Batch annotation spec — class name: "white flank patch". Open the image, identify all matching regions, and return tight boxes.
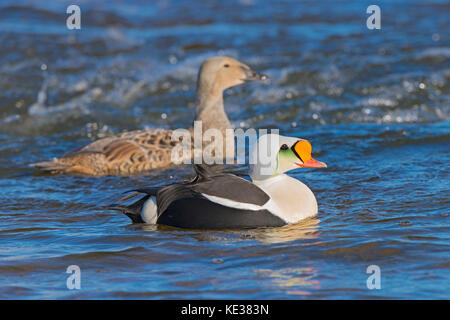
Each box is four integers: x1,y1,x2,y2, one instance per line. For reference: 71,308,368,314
200,193,289,223
201,194,264,211
141,196,158,224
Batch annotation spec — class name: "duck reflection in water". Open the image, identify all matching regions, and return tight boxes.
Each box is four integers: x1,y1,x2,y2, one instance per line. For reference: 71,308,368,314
139,217,320,244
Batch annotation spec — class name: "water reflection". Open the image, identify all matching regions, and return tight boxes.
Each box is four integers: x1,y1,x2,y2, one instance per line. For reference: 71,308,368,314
237,218,320,244
255,266,320,296
141,218,320,244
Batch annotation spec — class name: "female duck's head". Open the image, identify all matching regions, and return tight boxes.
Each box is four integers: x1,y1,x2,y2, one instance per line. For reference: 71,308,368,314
249,134,326,181
196,56,268,97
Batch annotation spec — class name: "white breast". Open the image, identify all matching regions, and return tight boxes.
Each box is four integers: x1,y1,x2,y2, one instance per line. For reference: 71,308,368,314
253,174,318,224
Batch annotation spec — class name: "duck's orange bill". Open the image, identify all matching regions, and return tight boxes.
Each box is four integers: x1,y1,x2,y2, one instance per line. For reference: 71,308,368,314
296,158,327,168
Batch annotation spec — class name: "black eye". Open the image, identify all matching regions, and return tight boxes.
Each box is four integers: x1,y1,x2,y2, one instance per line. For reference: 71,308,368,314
280,144,289,151
224,64,230,68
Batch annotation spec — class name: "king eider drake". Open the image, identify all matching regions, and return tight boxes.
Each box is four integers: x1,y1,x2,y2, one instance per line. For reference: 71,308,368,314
109,134,326,229
31,56,267,176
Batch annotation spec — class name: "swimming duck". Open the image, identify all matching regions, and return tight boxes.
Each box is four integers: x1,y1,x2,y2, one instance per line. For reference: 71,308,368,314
31,56,268,175
109,134,326,229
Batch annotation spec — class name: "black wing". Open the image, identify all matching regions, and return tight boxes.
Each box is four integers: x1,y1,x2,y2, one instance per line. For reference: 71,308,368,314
157,165,270,213
154,165,284,229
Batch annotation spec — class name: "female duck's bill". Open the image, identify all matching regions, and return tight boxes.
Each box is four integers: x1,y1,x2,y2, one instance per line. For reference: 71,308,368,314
109,134,327,229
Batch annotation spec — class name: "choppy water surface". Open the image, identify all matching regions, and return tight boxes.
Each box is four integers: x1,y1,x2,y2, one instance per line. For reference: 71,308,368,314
0,0,449,299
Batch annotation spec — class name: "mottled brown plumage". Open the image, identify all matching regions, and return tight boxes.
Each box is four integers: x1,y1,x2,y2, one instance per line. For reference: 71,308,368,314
31,56,268,175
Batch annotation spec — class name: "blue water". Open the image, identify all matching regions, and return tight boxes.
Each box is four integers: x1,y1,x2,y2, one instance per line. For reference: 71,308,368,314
0,0,449,299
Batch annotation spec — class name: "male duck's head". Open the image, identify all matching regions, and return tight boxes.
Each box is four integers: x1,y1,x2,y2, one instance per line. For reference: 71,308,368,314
250,134,326,181
197,56,268,94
